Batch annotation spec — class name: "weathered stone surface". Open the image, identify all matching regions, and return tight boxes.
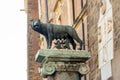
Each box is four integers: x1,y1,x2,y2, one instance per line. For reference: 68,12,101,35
35,49,90,79
54,72,80,80
27,0,41,80
35,49,91,63
112,2,120,79
87,0,101,79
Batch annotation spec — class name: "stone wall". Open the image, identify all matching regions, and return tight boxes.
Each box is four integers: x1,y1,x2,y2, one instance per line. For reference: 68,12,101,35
87,0,101,80
87,0,120,80
27,0,42,80
111,0,120,80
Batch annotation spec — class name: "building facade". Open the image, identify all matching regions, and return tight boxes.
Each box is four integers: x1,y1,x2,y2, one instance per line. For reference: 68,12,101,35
26,0,120,80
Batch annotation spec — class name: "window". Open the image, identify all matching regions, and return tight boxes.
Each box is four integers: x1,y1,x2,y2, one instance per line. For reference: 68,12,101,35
72,0,87,22
72,0,81,20
74,14,88,51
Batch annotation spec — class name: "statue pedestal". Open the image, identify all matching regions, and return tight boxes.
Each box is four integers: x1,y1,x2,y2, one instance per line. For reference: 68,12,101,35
35,49,91,80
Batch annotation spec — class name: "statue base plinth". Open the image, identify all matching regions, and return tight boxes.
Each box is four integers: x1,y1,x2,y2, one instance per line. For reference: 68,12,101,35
35,49,91,80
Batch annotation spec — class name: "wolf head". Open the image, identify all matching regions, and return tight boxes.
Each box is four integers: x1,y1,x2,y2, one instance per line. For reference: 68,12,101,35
30,19,41,31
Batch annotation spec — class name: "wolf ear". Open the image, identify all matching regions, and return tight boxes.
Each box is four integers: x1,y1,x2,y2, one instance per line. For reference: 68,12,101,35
30,19,33,22
38,19,41,22
38,19,42,24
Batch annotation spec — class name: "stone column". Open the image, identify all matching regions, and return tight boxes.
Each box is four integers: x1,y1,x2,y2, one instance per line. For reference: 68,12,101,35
35,49,91,80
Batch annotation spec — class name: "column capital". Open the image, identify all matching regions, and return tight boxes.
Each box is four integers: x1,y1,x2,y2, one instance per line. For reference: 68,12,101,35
35,49,91,77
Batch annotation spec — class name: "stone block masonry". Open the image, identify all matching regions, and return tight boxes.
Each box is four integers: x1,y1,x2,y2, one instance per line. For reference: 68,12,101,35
27,0,42,80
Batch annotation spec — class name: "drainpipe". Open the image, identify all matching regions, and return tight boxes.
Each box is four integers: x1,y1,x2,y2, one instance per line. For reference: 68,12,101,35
45,0,49,23
72,0,75,22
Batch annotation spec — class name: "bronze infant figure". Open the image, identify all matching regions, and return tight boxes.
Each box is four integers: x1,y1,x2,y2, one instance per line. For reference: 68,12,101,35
30,19,83,50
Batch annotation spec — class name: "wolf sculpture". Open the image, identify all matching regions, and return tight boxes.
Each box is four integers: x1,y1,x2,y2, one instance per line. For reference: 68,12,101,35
30,19,83,50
